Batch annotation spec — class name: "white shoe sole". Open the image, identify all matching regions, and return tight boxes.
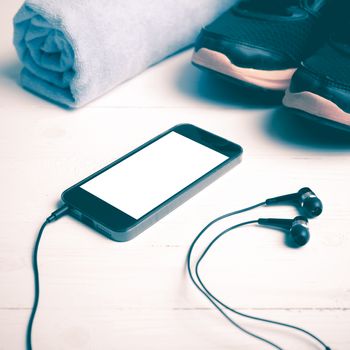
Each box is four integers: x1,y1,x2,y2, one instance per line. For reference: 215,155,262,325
192,48,296,91
283,89,350,127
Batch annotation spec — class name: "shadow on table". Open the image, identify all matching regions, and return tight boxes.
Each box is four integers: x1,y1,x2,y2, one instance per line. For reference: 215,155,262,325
177,62,282,109
0,59,73,110
265,107,350,151
177,62,350,150
0,60,21,82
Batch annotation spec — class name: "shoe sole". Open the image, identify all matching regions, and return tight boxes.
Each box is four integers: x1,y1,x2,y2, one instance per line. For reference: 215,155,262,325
283,89,350,131
192,48,296,91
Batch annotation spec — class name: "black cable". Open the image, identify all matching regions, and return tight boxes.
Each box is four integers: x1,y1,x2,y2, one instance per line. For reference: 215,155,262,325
27,206,69,350
186,202,287,349
195,225,331,350
186,201,265,288
26,220,49,350
188,220,284,350
28,200,331,349
187,201,266,279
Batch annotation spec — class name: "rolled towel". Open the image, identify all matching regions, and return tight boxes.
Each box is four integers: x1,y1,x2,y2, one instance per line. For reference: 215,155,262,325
13,0,235,108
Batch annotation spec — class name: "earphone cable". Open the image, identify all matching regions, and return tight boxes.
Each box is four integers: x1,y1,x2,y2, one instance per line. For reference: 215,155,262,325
187,201,265,285
187,201,265,279
186,202,288,349
26,220,49,350
194,224,331,350
188,220,284,350
27,206,69,350
188,201,266,254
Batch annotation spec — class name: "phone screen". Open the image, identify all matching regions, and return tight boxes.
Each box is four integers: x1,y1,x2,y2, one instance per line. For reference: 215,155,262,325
81,131,228,219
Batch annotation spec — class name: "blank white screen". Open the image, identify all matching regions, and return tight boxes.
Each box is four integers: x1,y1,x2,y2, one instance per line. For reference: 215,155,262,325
81,132,228,219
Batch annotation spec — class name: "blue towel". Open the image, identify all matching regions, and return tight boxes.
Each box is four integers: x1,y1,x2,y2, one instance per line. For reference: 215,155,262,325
13,0,234,108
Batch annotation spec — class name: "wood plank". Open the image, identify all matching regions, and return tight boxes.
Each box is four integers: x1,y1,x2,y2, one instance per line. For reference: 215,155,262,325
1,309,349,350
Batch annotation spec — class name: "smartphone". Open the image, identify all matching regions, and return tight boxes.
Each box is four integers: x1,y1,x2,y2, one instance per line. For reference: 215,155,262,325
61,124,243,242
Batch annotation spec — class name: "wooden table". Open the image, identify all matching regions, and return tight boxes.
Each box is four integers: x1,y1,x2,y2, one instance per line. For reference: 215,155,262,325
1,2,350,349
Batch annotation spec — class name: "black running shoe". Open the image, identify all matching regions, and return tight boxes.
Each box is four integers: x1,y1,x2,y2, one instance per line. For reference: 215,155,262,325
283,30,350,131
192,0,331,92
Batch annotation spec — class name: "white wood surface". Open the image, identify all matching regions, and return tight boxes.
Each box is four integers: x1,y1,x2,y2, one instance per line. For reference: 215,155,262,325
1,2,350,349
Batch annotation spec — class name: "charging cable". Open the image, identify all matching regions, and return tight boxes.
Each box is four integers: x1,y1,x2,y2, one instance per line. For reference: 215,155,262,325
27,206,70,350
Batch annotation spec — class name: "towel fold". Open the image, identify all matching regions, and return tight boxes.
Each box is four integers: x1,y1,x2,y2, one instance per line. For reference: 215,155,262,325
13,0,234,108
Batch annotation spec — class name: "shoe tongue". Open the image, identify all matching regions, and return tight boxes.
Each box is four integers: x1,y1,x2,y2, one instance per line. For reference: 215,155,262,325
239,0,300,16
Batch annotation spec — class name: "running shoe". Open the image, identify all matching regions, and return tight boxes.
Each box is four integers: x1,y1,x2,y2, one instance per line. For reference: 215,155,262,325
283,24,350,131
192,0,331,92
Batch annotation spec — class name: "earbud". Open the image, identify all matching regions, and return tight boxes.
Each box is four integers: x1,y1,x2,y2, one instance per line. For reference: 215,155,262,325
265,187,323,218
258,216,310,247
298,187,323,218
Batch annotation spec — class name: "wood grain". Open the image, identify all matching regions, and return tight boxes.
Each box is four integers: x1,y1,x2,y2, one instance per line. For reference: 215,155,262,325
1,1,350,349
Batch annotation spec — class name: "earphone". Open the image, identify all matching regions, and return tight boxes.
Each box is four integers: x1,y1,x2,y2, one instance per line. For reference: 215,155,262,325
258,216,310,247
27,187,330,350
187,187,332,350
265,187,323,219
